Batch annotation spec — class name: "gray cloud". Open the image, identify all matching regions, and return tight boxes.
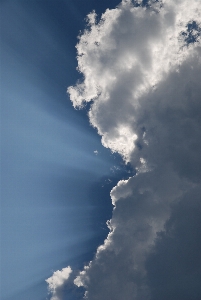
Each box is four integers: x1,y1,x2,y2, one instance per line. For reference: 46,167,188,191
61,0,201,299
146,186,201,300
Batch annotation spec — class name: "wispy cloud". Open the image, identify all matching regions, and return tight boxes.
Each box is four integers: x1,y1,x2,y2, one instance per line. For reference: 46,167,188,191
50,0,201,299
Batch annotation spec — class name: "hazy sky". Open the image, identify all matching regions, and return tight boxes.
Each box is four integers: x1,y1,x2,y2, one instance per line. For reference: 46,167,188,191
1,1,201,300
1,1,123,299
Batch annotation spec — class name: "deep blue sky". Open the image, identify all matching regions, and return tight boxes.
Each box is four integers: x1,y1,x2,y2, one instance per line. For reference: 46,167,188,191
0,1,132,299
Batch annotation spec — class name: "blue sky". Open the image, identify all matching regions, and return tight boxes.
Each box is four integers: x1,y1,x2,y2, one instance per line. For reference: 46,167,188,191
1,1,124,299
1,1,201,300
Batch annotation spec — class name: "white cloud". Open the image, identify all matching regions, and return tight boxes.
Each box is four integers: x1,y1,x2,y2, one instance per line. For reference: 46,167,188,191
66,0,201,299
46,266,72,300
68,0,201,162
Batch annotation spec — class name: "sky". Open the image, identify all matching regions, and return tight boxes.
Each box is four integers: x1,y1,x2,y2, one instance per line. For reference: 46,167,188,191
1,1,201,300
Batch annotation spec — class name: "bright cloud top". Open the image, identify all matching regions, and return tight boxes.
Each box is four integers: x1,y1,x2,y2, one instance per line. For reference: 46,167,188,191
50,0,201,299
68,0,201,162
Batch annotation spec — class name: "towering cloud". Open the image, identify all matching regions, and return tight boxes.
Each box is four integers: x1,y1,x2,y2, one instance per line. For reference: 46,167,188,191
49,0,201,299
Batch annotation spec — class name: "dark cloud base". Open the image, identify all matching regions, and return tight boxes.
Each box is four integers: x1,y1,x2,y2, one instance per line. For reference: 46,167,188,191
146,188,201,300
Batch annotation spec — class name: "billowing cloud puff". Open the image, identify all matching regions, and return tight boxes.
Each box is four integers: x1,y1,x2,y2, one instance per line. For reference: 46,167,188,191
65,0,201,299
68,0,201,162
46,266,72,300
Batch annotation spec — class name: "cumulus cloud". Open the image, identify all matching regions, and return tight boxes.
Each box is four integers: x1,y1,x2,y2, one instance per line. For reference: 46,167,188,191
68,0,201,162
46,266,72,300
64,0,201,299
